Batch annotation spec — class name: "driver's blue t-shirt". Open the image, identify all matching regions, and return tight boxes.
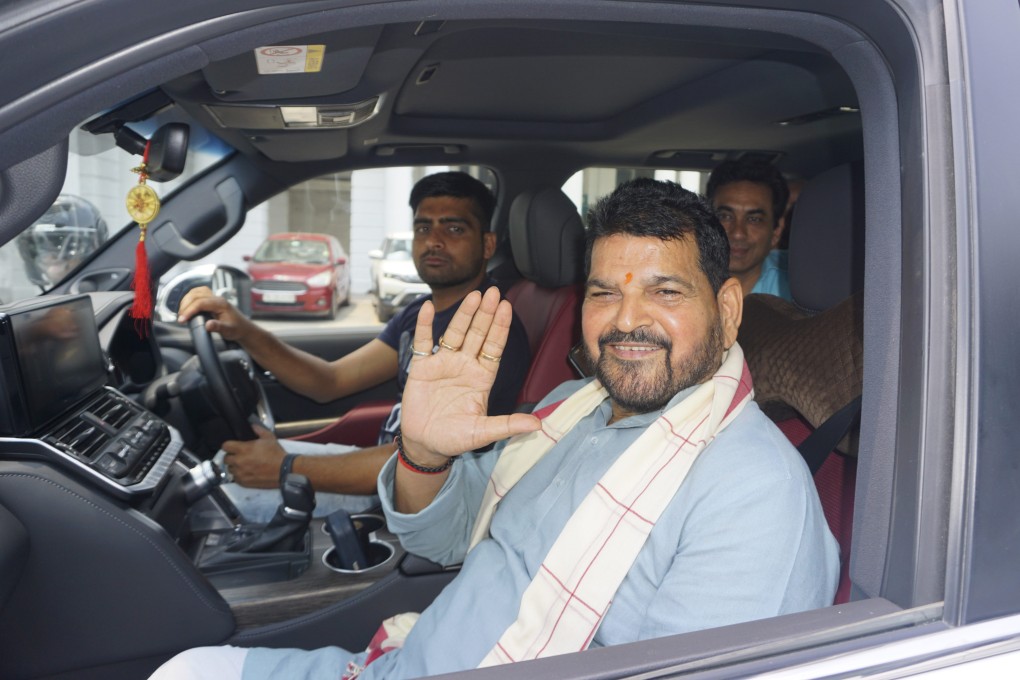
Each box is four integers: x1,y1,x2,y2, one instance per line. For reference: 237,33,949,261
374,281,531,441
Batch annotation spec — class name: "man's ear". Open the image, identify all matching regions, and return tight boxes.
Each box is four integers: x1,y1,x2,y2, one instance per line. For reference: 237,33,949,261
482,231,497,259
770,216,786,249
717,277,743,349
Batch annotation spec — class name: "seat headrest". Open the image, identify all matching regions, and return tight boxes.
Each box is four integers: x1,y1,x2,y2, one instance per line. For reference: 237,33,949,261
738,292,863,454
509,188,585,289
788,161,865,312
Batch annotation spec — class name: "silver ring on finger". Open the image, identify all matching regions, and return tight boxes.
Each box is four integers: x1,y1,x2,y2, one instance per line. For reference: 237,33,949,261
478,351,501,363
411,348,432,357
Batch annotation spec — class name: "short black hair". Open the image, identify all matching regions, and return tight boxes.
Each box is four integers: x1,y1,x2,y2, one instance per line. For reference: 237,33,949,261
584,178,730,293
705,159,790,225
409,171,496,228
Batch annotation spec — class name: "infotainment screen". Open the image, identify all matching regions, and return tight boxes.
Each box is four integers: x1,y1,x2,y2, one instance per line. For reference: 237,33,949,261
0,295,109,436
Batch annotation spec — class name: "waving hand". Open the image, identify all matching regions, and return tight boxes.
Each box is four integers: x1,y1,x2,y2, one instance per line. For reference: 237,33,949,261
398,287,541,467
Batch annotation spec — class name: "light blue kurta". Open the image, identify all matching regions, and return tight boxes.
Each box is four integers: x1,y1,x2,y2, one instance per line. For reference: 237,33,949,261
243,378,839,679
750,249,792,300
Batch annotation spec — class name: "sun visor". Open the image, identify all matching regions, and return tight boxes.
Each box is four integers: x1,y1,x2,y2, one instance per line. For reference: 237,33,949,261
246,130,349,162
201,26,383,101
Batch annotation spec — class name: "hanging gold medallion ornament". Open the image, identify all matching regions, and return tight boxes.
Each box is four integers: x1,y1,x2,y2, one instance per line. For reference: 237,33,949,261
126,142,161,335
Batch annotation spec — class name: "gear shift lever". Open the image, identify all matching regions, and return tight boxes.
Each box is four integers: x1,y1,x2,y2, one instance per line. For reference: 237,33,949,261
227,473,315,553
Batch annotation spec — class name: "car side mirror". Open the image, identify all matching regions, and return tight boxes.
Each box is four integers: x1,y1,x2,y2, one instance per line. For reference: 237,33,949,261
336,257,347,265
242,254,252,262
210,265,252,317
368,249,383,259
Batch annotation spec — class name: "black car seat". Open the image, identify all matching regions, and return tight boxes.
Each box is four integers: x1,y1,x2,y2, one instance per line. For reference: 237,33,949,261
503,188,586,410
737,161,865,605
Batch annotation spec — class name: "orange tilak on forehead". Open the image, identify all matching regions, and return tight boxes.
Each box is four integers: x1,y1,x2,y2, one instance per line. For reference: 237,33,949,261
625,272,633,284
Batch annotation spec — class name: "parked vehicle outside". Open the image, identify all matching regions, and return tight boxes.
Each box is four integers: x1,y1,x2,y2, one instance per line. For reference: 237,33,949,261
368,232,428,321
247,232,350,319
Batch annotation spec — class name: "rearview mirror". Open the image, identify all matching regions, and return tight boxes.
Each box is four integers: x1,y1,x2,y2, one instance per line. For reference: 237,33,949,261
109,121,189,182
145,123,190,182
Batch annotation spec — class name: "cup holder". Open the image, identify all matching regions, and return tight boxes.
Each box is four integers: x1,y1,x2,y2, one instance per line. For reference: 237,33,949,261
321,512,385,537
321,513,393,574
322,540,394,574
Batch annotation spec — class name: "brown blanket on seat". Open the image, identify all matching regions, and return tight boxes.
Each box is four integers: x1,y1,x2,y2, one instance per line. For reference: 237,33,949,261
737,292,863,455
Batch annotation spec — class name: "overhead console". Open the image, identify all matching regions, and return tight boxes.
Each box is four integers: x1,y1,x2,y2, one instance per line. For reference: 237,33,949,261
0,294,181,499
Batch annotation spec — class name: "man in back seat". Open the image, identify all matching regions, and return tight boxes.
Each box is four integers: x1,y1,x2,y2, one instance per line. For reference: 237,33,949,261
177,172,530,522
156,178,837,679
707,159,792,300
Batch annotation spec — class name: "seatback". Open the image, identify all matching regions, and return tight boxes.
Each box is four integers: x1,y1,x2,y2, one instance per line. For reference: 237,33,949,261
737,161,865,605
504,188,586,409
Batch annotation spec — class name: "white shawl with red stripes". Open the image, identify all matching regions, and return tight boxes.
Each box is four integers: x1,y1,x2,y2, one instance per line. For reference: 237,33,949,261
468,343,754,666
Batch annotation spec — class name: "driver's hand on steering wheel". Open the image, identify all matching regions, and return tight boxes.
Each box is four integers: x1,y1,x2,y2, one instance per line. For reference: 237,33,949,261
177,285,253,342
221,424,286,489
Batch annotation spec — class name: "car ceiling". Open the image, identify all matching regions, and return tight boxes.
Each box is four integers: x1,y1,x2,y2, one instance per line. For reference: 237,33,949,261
0,2,864,242
167,19,861,178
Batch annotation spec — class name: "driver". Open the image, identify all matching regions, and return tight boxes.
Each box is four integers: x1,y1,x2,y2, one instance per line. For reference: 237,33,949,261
16,194,109,289
177,172,531,522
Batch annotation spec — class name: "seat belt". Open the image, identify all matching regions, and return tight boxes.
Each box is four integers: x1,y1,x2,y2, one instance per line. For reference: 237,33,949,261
798,395,862,475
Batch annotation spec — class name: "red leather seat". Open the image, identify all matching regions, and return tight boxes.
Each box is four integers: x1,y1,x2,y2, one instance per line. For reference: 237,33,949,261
504,187,586,409
289,400,395,447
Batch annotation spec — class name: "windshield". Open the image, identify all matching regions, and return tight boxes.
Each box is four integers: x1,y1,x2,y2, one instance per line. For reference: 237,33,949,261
253,238,331,264
383,238,412,260
0,123,227,303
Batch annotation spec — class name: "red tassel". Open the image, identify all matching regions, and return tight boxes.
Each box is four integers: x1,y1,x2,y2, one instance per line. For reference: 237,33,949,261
130,227,152,337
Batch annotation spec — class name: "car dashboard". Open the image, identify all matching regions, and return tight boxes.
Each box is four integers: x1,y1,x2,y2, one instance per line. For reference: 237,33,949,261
0,293,180,500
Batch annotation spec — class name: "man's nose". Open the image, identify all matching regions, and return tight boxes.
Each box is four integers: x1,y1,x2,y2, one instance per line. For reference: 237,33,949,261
424,226,445,249
727,217,748,240
613,293,652,332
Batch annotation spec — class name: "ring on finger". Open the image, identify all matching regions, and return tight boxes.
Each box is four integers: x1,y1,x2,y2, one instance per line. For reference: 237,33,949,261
478,351,501,363
438,336,461,352
411,348,432,357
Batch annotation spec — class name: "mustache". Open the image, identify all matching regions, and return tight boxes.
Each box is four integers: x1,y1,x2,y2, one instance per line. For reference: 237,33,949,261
419,248,449,260
597,328,672,352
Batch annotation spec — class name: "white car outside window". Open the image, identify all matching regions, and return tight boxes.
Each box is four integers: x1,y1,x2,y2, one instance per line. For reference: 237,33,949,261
368,232,429,321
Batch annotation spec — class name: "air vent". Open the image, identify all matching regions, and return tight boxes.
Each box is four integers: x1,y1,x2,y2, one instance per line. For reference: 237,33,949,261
88,392,136,430
46,419,112,461
43,391,139,461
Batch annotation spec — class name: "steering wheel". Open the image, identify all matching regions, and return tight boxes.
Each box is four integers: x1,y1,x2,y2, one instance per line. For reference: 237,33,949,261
188,314,274,441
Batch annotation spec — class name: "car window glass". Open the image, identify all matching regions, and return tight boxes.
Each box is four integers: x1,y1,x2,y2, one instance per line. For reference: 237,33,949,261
563,167,707,217
0,125,227,303
162,165,496,331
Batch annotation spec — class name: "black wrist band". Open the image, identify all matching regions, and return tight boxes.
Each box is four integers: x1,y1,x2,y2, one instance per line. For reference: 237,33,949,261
395,433,453,474
279,453,299,486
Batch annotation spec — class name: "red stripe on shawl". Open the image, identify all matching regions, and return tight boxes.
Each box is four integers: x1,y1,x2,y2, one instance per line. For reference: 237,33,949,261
532,399,566,420
722,361,754,420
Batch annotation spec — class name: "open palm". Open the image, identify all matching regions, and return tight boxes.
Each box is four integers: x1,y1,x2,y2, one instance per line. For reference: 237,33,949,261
399,287,540,462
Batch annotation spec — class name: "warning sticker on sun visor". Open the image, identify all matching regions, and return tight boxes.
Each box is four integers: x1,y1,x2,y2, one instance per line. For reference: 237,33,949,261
254,45,325,74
